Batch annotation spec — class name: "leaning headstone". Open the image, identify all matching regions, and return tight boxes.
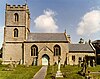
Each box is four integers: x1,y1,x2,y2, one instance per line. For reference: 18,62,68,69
73,61,75,66
79,57,87,76
93,59,95,67
13,61,17,68
4,58,14,71
78,60,81,67
25,62,29,67
19,59,23,65
9,58,14,70
82,57,87,73
88,60,90,67
10,63,14,70
2,58,14,71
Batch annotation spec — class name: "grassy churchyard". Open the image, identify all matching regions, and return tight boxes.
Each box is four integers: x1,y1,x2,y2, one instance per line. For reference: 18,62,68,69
0,65,41,79
45,65,100,79
0,64,100,79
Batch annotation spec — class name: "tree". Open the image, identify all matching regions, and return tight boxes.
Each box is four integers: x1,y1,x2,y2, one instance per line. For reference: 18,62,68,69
0,47,3,58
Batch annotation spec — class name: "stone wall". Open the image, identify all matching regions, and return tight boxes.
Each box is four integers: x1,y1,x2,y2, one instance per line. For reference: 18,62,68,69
6,11,26,26
68,52,95,65
4,27,25,42
24,42,69,65
3,43,22,64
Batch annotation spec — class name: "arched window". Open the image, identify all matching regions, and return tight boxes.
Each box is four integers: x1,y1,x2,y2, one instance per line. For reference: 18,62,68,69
14,13,19,22
31,45,38,56
14,28,18,37
54,45,61,56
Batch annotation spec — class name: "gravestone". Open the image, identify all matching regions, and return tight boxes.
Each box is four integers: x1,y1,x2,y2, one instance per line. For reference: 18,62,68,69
78,57,92,78
79,57,87,76
4,57,14,71
56,56,63,78
78,60,81,67
93,59,95,67
88,60,90,67
9,57,14,69
25,62,29,67
13,61,17,68
82,57,87,73
19,59,23,65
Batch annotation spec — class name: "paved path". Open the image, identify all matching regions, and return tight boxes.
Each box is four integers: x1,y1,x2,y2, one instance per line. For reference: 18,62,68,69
33,66,48,79
90,72,100,74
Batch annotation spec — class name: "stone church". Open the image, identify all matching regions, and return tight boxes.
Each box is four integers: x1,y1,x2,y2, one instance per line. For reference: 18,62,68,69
2,4,96,66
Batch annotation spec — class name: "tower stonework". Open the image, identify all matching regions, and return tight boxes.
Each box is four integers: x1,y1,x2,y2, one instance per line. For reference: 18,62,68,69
3,4,30,64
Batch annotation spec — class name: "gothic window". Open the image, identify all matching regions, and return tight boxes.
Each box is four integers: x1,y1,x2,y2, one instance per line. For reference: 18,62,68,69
72,55,75,62
14,28,18,37
14,13,19,22
54,45,61,56
31,45,38,56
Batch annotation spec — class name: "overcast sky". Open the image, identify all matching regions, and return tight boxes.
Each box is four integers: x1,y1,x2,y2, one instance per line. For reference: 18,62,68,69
0,0,100,48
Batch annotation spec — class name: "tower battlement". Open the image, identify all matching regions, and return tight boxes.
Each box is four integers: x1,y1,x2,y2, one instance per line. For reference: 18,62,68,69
6,4,28,11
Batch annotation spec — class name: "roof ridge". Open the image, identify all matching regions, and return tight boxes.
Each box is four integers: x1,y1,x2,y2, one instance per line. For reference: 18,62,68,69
27,32,68,42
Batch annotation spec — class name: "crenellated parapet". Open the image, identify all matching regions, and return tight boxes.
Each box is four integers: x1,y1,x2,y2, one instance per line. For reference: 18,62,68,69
6,4,28,11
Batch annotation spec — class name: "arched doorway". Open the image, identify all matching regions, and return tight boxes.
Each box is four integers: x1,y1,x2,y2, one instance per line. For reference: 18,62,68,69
42,54,50,65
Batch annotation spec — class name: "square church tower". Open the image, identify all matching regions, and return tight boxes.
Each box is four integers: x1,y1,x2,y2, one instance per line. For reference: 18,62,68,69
3,4,30,64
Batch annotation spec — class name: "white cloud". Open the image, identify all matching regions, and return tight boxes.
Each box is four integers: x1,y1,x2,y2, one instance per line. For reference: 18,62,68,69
34,9,58,32
77,10,100,36
0,26,4,48
0,27,3,33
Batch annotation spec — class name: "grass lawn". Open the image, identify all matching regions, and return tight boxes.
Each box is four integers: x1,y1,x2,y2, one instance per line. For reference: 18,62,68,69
45,65,84,79
88,65,100,79
0,65,41,79
45,65,100,79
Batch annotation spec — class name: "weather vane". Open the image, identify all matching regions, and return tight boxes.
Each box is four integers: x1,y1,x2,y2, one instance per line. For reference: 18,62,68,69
65,29,66,33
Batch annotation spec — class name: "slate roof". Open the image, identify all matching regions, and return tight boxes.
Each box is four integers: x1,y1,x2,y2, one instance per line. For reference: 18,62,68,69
69,44,94,52
27,33,68,42
92,40,100,44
